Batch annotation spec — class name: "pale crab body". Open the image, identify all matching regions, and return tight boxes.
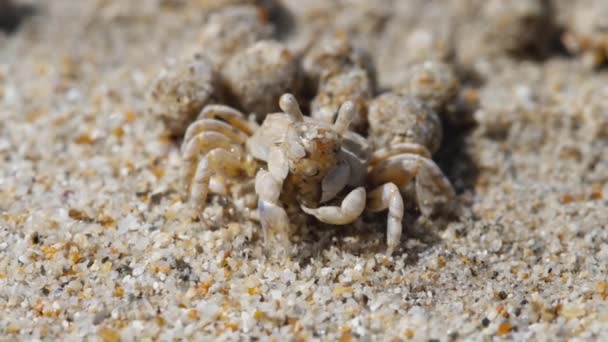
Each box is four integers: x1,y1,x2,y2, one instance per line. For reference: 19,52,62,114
247,96,370,209
247,95,372,245
181,94,456,254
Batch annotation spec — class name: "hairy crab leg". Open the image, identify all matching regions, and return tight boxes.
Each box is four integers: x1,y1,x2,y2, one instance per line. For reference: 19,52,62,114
190,148,243,207
367,183,405,255
301,187,366,225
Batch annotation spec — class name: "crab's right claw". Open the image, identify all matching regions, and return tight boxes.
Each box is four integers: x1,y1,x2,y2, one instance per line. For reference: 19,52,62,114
301,187,366,225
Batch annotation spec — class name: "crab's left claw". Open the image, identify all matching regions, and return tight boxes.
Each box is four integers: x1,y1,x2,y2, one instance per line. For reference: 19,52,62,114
255,169,290,248
320,161,350,203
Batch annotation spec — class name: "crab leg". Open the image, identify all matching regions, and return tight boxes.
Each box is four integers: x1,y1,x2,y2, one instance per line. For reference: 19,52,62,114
367,183,404,255
414,158,458,217
197,104,258,135
369,153,456,217
189,148,243,207
370,142,432,166
255,169,289,246
300,187,366,225
182,131,242,190
182,118,249,152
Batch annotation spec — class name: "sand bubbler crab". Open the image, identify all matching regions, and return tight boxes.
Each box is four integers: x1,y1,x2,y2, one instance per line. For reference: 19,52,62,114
182,93,456,254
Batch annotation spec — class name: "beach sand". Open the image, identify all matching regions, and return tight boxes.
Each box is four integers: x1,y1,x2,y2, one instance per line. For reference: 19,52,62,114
1,1,606,340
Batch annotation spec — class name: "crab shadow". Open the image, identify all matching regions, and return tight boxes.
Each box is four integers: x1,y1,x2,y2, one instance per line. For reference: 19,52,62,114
293,213,444,267
435,117,479,198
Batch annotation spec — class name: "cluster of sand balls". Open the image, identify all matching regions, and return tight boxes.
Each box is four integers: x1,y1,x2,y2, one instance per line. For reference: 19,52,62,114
147,2,461,159
305,33,375,133
148,4,297,134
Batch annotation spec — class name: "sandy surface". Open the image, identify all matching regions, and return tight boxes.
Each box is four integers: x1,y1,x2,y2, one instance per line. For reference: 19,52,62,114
1,1,607,340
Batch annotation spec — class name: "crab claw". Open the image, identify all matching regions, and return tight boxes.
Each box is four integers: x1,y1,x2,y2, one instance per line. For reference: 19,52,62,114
320,160,350,203
301,187,366,225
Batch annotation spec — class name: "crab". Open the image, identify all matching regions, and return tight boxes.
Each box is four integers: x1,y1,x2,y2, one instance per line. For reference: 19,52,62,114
182,94,456,254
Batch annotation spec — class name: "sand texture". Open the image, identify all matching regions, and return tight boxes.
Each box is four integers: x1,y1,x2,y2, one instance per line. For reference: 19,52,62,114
1,1,607,340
